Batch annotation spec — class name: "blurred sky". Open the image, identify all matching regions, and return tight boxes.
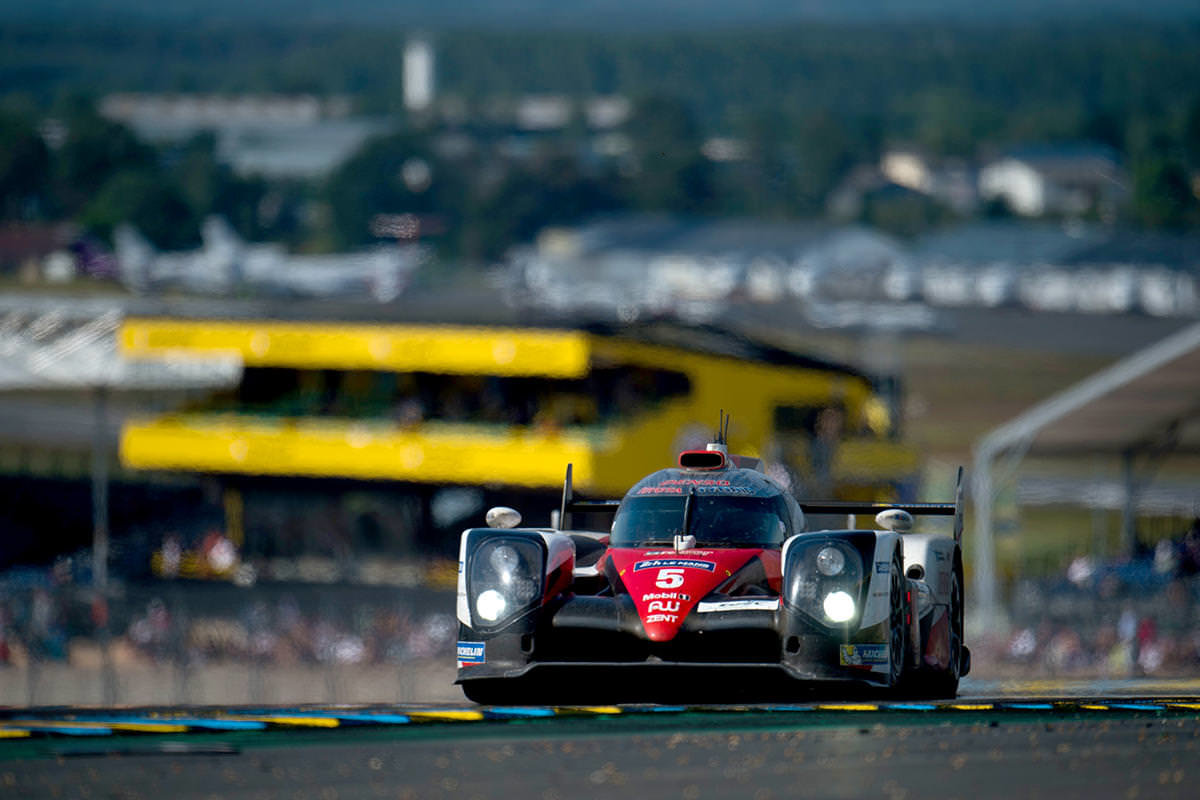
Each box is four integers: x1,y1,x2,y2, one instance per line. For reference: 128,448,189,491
2,0,1198,27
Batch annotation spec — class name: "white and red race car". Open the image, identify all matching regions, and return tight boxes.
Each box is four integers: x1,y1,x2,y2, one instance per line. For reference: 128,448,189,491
455,436,968,704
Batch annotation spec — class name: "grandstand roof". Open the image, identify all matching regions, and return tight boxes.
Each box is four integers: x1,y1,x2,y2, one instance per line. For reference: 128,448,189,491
586,320,869,381
976,320,1200,458
119,316,872,383
971,320,1200,629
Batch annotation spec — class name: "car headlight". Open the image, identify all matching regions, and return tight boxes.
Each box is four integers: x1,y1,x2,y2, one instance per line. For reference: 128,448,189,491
476,589,507,622
816,547,845,576
468,537,544,629
822,590,856,623
490,545,520,582
785,539,865,626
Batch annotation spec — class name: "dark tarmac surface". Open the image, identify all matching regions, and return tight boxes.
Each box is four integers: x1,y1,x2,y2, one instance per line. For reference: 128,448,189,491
4,710,1198,799
5,681,1200,800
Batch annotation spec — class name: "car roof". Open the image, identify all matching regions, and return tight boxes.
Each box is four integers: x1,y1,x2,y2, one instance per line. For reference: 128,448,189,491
623,466,787,502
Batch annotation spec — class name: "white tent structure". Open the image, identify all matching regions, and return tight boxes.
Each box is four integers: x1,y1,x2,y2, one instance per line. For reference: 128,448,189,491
971,321,1200,629
0,307,241,391
0,301,241,591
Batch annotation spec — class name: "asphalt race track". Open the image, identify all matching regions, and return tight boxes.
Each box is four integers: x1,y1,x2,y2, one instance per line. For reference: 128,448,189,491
4,679,1200,799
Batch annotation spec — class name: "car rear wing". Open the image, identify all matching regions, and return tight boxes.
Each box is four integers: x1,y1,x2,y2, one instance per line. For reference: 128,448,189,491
800,467,965,544
557,463,620,531
557,463,965,544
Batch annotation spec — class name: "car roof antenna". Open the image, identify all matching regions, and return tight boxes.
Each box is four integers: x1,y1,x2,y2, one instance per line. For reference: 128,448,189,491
707,411,731,457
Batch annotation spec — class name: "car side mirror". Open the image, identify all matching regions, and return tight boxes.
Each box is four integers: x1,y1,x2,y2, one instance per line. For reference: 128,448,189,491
485,506,522,529
875,508,913,533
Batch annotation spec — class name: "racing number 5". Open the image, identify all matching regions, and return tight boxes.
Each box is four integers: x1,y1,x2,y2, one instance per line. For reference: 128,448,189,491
655,568,685,588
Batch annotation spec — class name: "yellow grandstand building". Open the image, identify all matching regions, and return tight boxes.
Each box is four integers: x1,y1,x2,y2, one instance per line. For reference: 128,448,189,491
120,317,914,494
117,317,917,558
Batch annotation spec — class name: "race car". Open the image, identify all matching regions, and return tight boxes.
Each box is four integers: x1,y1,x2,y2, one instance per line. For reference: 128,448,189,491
455,433,968,704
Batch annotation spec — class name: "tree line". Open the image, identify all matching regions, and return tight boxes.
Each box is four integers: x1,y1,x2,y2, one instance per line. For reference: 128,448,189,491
1,21,1198,259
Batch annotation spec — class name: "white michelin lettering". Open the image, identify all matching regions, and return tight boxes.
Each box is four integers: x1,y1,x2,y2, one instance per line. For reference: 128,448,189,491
456,641,486,665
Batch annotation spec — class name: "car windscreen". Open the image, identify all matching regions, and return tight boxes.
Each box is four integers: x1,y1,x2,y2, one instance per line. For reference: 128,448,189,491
610,494,789,547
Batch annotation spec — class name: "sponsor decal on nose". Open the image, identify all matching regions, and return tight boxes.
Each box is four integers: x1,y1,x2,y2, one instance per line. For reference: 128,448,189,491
456,641,486,666
839,644,888,666
632,559,716,572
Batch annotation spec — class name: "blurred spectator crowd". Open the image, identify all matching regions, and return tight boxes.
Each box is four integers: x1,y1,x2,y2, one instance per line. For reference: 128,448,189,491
0,573,456,670
996,519,1200,678
226,364,690,432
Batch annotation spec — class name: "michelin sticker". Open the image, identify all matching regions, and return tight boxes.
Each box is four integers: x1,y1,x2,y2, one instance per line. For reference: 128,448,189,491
457,641,486,666
839,644,888,666
875,561,890,575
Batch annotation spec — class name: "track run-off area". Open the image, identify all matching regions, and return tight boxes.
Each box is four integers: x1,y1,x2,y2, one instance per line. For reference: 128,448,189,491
4,678,1200,799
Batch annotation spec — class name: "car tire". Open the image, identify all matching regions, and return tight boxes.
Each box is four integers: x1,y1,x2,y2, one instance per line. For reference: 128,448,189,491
935,565,965,697
887,549,908,688
902,563,963,699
